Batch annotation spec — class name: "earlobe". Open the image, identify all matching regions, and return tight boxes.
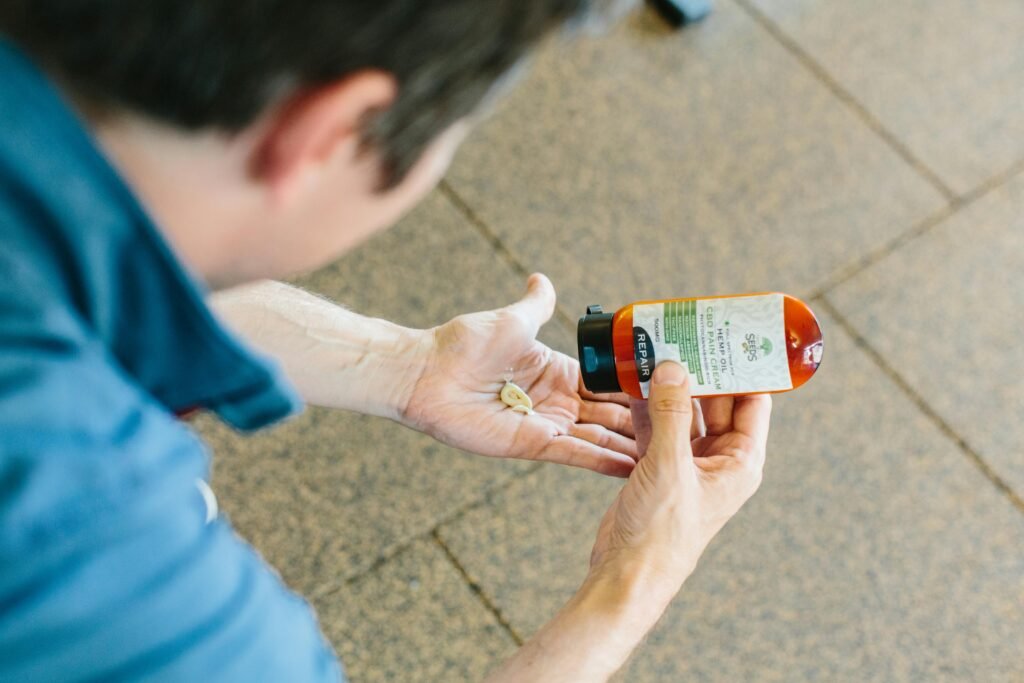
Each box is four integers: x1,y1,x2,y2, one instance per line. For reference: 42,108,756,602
250,71,397,206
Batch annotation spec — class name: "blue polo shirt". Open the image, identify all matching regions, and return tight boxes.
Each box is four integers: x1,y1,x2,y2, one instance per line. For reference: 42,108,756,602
0,40,343,681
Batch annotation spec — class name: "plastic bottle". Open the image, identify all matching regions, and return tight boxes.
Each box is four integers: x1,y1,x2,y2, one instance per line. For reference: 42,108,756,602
577,293,823,400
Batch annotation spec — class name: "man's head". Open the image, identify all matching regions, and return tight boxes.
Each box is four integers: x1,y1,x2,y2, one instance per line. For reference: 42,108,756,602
2,1,625,286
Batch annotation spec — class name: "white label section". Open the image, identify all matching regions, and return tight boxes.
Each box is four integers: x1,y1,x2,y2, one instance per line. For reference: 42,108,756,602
632,294,793,398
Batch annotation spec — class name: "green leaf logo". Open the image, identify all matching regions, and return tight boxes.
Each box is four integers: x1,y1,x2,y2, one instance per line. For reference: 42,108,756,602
744,334,773,361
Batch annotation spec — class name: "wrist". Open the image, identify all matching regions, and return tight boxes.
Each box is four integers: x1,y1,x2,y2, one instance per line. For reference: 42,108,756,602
582,552,684,631
380,324,434,421
211,281,435,419
316,319,432,421
489,555,680,682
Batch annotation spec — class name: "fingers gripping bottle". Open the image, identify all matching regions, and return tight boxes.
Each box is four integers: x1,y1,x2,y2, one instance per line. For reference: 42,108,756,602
578,293,823,400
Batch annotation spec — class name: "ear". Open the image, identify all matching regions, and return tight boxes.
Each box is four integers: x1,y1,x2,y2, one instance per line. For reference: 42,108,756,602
253,71,397,204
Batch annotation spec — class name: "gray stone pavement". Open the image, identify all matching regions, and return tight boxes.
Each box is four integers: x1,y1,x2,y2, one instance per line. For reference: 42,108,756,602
202,1,1024,680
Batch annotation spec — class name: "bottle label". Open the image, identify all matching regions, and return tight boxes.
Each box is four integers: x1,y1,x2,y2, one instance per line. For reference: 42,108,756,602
632,294,793,398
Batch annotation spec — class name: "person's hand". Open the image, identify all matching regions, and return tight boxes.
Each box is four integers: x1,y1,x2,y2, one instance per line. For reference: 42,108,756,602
588,360,771,604
485,363,770,682
402,274,638,477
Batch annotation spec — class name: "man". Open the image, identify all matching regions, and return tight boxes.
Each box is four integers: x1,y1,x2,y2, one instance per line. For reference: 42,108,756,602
0,1,771,680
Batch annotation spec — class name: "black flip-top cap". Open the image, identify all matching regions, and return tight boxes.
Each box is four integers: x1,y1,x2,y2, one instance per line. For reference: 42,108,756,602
577,305,621,394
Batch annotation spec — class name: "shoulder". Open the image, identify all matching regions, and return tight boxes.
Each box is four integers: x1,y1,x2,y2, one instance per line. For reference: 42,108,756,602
0,258,344,683
0,243,206,557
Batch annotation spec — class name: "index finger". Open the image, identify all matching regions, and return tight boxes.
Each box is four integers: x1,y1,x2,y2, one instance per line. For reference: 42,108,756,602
578,386,631,407
731,394,772,447
629,398,652,456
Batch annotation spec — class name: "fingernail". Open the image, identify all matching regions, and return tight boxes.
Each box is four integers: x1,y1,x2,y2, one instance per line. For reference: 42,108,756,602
653,361,687,386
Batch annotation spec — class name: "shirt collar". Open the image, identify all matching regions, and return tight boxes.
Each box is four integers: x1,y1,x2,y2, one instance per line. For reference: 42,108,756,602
0,39,301,431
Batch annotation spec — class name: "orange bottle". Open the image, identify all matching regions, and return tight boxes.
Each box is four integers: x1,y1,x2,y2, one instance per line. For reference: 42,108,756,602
578,293,823,399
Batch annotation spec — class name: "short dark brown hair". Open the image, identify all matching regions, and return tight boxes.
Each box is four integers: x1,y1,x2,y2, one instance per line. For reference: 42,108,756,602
1,1,627,186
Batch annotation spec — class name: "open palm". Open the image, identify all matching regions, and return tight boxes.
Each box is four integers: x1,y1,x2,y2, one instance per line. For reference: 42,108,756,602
402,274,638,477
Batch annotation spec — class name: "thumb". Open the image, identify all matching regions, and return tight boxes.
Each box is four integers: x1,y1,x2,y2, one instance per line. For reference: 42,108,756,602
503,273,556,338
646,361,694,459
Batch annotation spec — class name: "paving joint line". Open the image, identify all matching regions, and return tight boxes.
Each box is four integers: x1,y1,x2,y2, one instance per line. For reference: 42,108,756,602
731,0,957,204
814,297,1024,516
955,155,1024,208
308,462,546,602
808,205,956,300
432,529,526,646
438,180,580,334
439,180,532,280
812,154,1024,299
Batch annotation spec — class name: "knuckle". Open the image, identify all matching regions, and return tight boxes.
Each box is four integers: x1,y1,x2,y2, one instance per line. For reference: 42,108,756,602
652,397,693,415
747,463,764,490
741,456,764,491
505,309,537,337
722,448,763,490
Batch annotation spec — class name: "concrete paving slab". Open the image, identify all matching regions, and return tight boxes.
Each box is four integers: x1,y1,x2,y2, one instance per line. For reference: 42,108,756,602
829,171,1024,497
746,0,1024,196
445,2,944,317
313,537,517,683
199,191,574,595
440,310,1024,681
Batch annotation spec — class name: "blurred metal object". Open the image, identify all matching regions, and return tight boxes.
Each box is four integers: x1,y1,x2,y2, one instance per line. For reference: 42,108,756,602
646,0,712,27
